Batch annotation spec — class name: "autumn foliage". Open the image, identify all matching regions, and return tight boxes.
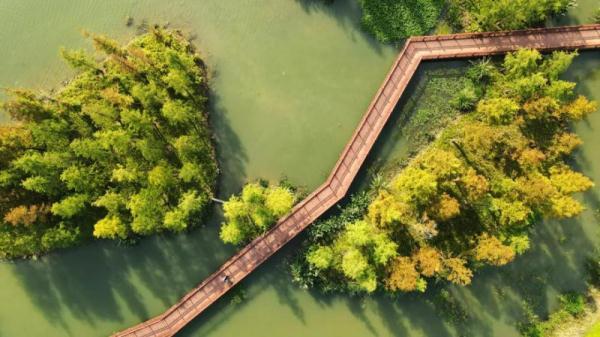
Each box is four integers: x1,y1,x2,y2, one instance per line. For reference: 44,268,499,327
303,49,596,293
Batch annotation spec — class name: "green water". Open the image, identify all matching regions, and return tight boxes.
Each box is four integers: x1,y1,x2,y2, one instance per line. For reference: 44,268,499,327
0,1,598,337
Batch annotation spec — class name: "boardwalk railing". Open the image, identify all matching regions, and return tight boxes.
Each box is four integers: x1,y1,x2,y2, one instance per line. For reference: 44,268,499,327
113,24,600,337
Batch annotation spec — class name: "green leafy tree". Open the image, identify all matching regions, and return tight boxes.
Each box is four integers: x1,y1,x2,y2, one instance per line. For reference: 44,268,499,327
476,98,519,124
51,194,89,218
295,49,596,295
220,182,295,245
0,28,217,258
307,246,334,269
447,0,572,32
93,216,127,239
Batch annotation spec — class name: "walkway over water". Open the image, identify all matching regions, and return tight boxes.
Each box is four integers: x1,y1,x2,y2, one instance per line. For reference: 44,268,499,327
114,24,600,337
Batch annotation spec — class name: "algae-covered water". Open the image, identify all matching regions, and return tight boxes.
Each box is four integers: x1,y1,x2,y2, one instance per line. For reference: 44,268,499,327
0,1,598,336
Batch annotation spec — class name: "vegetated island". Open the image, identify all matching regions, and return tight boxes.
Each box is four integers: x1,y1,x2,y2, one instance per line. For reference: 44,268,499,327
293,49,597,294
0,28,218,259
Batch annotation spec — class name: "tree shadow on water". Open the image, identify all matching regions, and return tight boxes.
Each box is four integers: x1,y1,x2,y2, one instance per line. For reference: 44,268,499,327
455,207,599,336
209,86,248,197
176,277,253,337
6,212,236,336
155,202,596,337
10,51,596,337
293,0,388,55
358,207,597,337
177,236,311,336
9,244,141,335
347,298,381,336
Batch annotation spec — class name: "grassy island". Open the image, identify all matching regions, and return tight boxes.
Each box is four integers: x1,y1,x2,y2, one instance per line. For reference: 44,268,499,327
0,28,217,258
294,49,597,294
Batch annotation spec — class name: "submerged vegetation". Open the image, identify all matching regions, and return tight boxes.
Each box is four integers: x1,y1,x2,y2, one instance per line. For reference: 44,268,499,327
0,28,217,258
220,181,296,245
291,192,372,292
381,65,471,172
358,0,444,43
293,49,597,294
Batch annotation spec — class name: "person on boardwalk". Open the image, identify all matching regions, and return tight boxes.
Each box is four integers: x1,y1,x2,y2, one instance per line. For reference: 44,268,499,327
222,274,231,284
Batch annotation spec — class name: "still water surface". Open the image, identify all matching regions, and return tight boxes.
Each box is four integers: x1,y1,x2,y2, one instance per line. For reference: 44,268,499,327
0,1,598,336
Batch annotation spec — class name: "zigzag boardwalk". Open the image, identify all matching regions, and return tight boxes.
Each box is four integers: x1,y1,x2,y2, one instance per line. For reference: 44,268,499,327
113,24,600,337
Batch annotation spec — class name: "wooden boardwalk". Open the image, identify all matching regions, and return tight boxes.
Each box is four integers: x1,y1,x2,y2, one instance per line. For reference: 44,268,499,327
113,24,600,337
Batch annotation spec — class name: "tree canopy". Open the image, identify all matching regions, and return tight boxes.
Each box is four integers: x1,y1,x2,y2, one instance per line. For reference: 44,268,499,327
300,49,596,293
353,0,571,43
220,182,296,245
447,0,572,32
0,28,217,258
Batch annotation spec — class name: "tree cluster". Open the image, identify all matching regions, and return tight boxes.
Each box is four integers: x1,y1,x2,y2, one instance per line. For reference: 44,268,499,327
354,0,572,43
302,49,596,293
0,28,217,258
446,0,573,32
220,182,296,245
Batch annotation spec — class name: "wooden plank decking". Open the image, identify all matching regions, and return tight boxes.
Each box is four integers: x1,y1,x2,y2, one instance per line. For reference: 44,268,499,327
113,24,600,337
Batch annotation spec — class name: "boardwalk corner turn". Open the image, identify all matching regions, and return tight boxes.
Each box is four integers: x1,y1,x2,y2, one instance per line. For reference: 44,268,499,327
113,24,600,337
